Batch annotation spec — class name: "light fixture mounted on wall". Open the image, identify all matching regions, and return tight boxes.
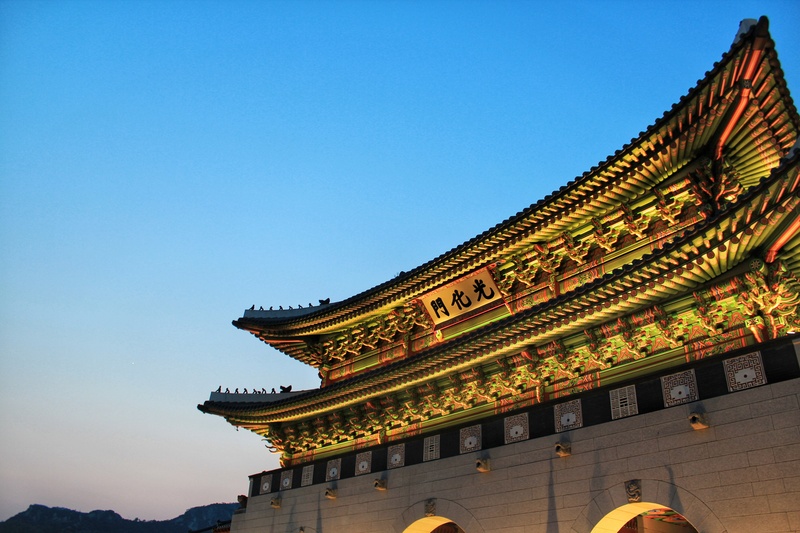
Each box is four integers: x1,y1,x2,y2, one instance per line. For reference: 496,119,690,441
689,412,710,430
476,458,491,472
555,441,571,457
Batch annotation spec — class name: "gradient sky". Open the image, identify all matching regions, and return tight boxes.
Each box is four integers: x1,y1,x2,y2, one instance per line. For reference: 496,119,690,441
1,0,798,523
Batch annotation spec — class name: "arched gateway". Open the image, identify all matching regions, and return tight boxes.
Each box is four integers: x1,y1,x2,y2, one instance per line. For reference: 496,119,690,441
204,17,800,533
402,518,464,533
592,505,697,533
395,499,482,533
572,480,725,533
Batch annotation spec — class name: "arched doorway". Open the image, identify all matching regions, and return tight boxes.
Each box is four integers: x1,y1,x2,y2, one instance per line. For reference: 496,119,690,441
571,480,725,533
403,516,465,533
395,498,483,533
592,503,697,533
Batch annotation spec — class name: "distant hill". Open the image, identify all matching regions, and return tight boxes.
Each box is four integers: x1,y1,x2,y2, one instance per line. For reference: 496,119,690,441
0,502,239,533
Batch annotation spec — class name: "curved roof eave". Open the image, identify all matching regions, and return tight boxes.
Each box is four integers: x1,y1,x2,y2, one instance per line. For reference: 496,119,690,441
234,16,798,340
205,148,800,423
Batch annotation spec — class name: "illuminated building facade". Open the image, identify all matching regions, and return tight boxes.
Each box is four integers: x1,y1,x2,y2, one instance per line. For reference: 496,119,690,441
200,18,800,533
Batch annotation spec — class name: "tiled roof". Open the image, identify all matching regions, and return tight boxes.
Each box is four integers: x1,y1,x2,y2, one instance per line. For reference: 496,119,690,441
202,18,800,423
200,145,800,423
233,17,798,355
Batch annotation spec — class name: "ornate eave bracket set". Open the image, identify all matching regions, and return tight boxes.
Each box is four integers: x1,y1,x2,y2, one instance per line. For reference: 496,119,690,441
250,336,800,496
200,17,800,471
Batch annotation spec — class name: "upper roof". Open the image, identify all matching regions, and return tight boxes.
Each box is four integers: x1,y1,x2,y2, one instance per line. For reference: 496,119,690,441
232,16,799,367
208,149,800,424
199,18,800,453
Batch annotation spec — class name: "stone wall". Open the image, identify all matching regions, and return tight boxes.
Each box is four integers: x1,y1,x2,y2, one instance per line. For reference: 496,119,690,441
231,352,800,533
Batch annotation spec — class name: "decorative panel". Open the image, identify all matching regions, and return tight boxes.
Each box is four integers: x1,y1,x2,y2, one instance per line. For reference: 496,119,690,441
504,413,529,444
723,351,766,391
325,458,341,481
279,470,293,490
610,385,639,420
301,465,314,487
259,473,273,494
459,425,482,454
661,369,698,407
387,443,405,469
554,399,583,432
423,435,440,462
355,451,372,476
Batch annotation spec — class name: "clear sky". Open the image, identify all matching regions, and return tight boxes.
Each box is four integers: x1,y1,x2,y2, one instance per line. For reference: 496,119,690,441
1,0,798,523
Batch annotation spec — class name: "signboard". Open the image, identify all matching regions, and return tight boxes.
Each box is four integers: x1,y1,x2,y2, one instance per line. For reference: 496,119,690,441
419,267,504,326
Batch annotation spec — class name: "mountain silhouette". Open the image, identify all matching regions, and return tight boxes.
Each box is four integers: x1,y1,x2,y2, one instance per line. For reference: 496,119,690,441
0,502,238,533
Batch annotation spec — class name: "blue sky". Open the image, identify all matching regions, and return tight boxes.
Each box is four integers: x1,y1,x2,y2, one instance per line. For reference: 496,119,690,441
1,0,798,522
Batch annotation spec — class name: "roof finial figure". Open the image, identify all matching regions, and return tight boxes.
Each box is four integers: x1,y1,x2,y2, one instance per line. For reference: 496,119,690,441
786,138,800,160
734,18,758,44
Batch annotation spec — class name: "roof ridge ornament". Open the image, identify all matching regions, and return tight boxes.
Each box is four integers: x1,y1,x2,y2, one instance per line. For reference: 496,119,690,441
786,139,800,161
733,18,758,45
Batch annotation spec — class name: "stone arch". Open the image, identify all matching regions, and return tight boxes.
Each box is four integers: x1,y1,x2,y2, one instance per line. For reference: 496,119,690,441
570,479,725,533
591,502,688,533
394,498,485,533
402,517,460,533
